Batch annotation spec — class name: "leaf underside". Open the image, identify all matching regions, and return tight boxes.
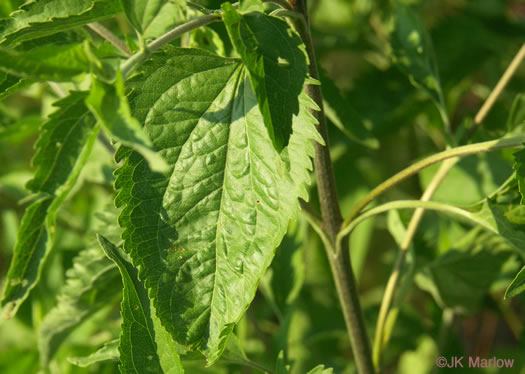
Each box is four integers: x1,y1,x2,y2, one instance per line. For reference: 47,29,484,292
114,47,319,363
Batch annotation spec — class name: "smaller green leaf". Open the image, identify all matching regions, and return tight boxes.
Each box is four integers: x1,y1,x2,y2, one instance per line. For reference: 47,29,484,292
260,219,306,321
1,92,99,320
508,94,525,132
238,0,265,12
320,70,378,149
390,3,447,127
188,27,225,56
120,0,163,35
415,231,511,311
0,196,53,320
222,3,308,150
120,0,193,40
307,365,334,374
473,200,525,257
0,0,122,46
97,235,184,374
505,266,525,299
0,43,89,81
38,247,120,367
86,72,168,172
275,351,290,374
68,340,119,367
513,147,525,204
0,72,31,100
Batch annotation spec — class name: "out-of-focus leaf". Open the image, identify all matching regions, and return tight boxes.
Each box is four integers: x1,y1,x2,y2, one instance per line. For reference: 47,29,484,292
397,336,437,374
513,148,525,204
115,47,320,364
420,153,512,206
415,232,512,311
120,0,164,35
0,116,40,144
505,266,525,299
222,3,308,150
188,27,225,56
320,70,378,148
68,339,119,367
508,94,525,132
0,72,31,101
38,247,120,367
307,364,334,374
120,0,191,40
260,220,305,320
0,0,122,46
97,235,184,374
390,3,447,127
471,200,525,257
93,205,123,246
275,351,290,374
0,43,89,81
0,92,99,320
86,72,169,173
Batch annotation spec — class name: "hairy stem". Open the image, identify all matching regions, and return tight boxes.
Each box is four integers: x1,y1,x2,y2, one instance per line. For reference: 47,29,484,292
293,2,374,373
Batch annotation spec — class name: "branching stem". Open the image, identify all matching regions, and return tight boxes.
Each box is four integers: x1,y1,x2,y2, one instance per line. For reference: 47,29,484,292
370,43,525,370
87,23,132,57
342,135,525,231
293,1,374,373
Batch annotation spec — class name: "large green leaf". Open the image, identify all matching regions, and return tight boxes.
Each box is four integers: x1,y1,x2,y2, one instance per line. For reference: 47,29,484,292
115,47,320,363
0,92,99,319
86,72,169,172
222,4,308,150
390,3,447,127
97,235,184,374
505,266,525,299
0,0,122,46
38,247,120,367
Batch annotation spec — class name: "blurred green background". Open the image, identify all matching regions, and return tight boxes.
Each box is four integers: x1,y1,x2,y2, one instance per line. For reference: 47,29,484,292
1,0,525,373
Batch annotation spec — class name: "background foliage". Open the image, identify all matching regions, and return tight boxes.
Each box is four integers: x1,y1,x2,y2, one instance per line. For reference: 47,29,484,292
1,0,525,373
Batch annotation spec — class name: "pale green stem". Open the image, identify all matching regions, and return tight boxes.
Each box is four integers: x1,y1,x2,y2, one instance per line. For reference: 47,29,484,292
340,199,504,241
120,13,221,78
371,44,525,370
372,158,457,368
87,23,132,57
342,135,525,232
